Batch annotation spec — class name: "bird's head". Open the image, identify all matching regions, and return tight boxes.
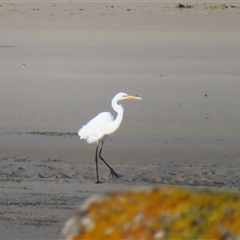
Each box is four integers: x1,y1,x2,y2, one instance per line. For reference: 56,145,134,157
115,92,142,101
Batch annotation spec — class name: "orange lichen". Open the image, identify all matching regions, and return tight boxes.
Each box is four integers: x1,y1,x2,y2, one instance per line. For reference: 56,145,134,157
63,186,240,240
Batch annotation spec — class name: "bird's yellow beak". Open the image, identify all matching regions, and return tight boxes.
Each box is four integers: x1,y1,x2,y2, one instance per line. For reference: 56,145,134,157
126,95,142,100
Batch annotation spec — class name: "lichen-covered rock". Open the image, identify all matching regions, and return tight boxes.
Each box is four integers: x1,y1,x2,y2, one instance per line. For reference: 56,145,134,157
63,186,240,239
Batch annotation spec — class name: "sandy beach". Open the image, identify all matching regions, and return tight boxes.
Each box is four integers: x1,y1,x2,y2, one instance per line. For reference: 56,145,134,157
1,1,240,239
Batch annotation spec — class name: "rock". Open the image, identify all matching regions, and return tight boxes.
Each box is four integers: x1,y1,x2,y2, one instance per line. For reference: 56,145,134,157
63,186,240,239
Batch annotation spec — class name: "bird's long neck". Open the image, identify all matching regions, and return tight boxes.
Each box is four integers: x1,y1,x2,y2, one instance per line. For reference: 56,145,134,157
106,98,124,135
112,98,124,124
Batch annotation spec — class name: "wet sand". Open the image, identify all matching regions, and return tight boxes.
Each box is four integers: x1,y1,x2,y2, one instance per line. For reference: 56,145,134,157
1,2,240,239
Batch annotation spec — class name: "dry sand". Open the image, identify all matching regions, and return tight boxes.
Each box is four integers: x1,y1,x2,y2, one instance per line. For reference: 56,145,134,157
1,1,240,239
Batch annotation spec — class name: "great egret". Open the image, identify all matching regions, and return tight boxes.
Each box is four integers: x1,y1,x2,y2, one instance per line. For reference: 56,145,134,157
78,92,142,183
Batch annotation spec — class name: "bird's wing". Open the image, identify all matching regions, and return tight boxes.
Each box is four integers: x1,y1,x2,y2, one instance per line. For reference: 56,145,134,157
78,112,114,143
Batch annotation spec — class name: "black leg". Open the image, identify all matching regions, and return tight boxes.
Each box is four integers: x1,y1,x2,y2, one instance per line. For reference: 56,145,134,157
99,141,121,180
95,142,102,184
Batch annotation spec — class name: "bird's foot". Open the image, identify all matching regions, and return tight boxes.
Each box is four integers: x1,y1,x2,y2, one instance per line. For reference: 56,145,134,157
109,169,121,180
96,180,103,184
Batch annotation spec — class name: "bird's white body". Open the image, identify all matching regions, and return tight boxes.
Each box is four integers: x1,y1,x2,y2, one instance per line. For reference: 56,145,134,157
78,111,116,143
78,93,126,143
78,92,142,183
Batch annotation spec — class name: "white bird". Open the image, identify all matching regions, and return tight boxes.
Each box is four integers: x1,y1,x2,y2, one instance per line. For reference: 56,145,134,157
78,92,142,183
